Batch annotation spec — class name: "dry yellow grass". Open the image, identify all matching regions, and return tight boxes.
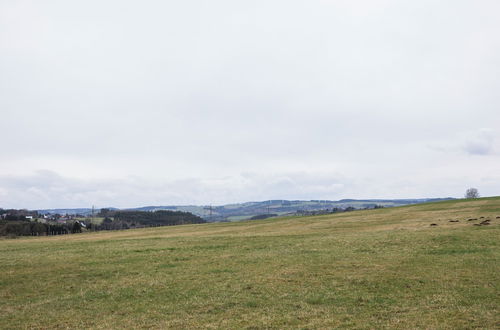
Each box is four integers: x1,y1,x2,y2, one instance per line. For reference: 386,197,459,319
1,197,499,329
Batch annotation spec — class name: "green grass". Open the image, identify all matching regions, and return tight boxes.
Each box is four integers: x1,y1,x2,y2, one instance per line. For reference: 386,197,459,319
75,216,105,225
1,197,499,329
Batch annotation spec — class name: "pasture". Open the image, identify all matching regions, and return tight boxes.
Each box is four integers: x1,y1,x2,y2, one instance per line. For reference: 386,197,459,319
1,197,499,329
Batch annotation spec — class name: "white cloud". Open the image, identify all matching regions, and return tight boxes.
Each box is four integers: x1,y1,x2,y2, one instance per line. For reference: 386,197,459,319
0,170,350,209
1,1,499,207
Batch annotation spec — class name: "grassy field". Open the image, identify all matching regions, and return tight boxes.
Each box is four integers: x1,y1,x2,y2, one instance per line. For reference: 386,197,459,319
1,197,499,329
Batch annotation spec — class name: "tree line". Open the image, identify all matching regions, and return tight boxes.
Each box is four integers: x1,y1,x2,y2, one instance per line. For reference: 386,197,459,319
0,209,205,237
0,221,83,237
113,210,205,226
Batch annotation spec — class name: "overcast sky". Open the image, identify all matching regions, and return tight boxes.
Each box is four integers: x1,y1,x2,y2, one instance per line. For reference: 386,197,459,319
1,0,499,209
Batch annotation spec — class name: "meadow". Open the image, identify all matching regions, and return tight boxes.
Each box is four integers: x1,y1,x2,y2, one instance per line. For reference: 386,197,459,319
1,197,499,329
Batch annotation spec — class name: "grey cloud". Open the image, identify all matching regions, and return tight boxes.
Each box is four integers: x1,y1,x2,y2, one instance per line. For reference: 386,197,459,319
428,128,498,156
463,129,495,156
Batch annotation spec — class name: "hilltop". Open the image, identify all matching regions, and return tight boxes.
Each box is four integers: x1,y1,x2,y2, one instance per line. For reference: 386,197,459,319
1,197,498,328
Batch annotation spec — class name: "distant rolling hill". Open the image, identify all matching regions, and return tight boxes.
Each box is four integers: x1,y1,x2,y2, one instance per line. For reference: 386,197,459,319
37,198,454,221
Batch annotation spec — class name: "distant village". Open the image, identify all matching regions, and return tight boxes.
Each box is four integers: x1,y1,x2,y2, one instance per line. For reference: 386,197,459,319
1,209,85,223
0,208,204,237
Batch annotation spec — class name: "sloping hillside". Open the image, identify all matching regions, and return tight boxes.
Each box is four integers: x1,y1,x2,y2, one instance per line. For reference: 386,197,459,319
1,197,498,329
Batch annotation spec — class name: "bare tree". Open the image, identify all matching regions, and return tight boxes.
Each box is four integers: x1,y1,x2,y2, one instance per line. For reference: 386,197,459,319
465,188,480,199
